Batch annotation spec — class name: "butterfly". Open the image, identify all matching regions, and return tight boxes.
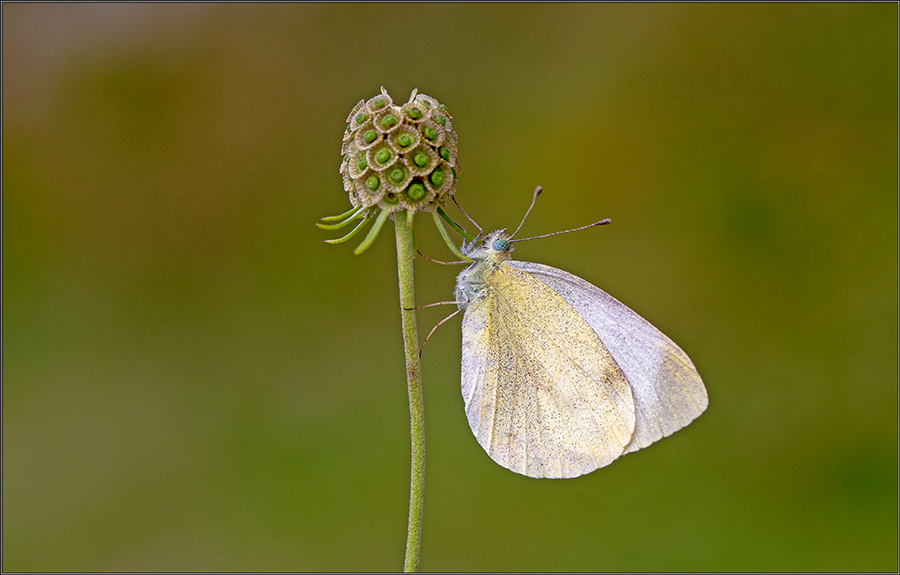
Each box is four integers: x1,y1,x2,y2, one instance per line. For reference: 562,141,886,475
452,192,708,479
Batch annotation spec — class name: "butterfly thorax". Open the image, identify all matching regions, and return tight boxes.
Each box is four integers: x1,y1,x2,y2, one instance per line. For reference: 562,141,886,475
455,230,516,309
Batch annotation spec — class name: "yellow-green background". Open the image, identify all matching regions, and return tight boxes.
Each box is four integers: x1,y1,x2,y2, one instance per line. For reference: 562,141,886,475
3,3,896,572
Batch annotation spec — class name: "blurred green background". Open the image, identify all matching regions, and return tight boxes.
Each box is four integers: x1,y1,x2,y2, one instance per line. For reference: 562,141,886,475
3,3,897,572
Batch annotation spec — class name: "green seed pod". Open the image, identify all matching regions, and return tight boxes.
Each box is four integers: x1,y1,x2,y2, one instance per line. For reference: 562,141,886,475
345,99,365,123
366,87,393,114
347,99,371,131
399,177,437,212
385,159,414,192
350,112,370,132
374,106,404,135
432,112,452,133
388,125,421,153
401,101,428,124
367,141,399,171
356,172,386,204
348,148,369,179
354,121,382,151
437,143,457,167
418,120,445,147
405,144,439,176
424,161,453,196
414,93,437,111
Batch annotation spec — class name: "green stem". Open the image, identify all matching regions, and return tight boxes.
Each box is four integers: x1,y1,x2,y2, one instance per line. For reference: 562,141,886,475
396,210,425,572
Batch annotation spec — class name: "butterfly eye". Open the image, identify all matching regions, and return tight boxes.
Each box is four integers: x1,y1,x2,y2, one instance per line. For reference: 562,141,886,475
492,238,510,252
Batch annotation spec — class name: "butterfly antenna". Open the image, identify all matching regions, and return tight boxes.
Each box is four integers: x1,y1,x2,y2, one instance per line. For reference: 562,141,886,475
452,196,483,235
510,186,543,239
510,218,612,244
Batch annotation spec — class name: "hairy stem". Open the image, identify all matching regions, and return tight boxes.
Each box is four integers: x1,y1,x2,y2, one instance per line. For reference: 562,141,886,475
396,210,425,572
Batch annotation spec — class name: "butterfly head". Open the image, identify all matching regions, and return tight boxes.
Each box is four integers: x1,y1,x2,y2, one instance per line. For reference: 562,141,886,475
456,230,515,308
462,230,515,265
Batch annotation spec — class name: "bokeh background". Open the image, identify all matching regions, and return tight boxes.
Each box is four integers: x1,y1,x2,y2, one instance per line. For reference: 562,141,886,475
3,3,897,572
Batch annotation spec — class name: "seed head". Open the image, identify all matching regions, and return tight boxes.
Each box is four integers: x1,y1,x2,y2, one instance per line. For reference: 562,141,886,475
322,87,464,255
341,87,459,217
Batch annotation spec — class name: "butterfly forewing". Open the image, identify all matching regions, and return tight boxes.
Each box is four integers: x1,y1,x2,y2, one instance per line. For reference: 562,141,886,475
461,263,635,478
510,261,708,455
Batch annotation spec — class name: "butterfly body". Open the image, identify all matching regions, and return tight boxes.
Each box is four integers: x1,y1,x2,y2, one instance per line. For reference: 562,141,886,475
455,230,708,479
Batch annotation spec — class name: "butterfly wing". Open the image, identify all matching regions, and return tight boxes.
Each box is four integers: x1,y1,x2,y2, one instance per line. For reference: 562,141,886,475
510,261,708,455
461,263,635,478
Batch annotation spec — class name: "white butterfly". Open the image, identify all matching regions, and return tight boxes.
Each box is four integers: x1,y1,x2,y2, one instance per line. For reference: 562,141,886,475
453,210,708,479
